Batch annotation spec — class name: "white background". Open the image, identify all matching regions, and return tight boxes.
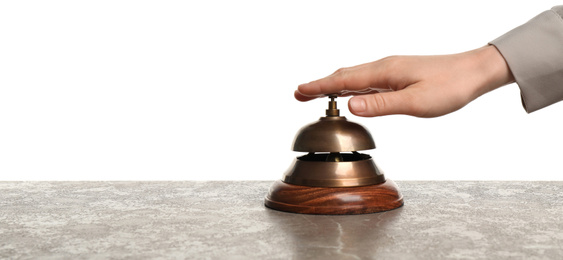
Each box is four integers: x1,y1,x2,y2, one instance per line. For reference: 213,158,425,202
1,1,562,180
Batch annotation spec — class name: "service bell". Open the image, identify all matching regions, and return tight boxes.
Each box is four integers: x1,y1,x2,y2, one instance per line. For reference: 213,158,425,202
265,95,403,215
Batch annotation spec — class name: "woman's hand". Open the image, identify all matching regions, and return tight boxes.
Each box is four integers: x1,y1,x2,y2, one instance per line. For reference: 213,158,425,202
295,45,515,118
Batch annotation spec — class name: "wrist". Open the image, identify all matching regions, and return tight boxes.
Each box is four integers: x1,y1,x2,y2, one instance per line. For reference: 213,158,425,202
470,45,515,96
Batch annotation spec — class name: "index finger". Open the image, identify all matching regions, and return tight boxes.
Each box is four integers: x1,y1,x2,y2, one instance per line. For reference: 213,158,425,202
295,61,390,101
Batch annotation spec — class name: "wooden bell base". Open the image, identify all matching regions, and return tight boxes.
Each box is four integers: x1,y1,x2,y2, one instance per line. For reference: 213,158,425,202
265,179,403,215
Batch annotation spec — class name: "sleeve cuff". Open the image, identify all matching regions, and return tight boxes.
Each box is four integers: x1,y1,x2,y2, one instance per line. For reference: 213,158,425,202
490,6,563,113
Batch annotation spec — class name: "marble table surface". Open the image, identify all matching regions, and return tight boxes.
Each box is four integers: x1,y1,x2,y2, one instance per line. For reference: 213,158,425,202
1,181,563,259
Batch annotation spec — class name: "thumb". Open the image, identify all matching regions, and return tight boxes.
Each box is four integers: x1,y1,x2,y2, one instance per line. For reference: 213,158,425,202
348,90,420,117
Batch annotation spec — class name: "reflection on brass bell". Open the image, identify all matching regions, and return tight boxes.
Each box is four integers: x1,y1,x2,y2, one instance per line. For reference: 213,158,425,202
265,95,403,215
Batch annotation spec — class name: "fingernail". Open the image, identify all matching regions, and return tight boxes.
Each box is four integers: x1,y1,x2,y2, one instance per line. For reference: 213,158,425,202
350,98,366,113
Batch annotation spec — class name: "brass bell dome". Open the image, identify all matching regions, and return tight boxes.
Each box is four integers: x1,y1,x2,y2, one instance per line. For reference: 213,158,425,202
292,116,376,152
292,95,375,152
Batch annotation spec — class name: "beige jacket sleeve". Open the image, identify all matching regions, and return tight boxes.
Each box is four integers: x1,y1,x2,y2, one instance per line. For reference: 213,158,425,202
490,6,563,113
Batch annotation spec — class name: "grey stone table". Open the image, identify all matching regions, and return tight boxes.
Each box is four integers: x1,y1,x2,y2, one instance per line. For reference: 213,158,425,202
1,181,563,259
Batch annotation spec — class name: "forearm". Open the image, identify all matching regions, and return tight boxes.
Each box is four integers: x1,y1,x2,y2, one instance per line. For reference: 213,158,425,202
490,6,563,113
